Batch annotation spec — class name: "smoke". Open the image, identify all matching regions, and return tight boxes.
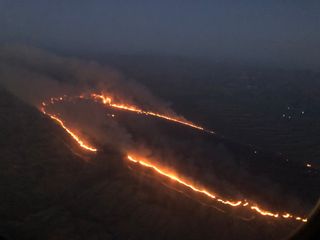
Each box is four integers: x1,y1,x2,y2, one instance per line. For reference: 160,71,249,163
0,44,235,184
0,44,310,219
0,44,178,149
0,44,174,114
0,44,165,158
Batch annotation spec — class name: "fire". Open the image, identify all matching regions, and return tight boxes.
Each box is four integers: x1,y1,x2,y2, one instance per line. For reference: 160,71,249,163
40,107,97,152
39,93,309,223
250,206,279,218
127,155,308,222
43,93,213,134
90,93,212,133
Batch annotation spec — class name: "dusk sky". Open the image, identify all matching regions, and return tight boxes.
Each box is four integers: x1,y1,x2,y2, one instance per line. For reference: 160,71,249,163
1,1,319,69
1,2,320,240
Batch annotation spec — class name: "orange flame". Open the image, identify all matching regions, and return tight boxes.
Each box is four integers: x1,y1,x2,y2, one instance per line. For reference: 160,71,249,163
127,155,307,222
40,94,308,223
41,107,97,152
90,93,212,133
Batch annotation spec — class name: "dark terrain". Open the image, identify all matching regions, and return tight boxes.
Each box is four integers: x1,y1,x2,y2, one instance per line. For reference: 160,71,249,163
93,55,320,167
0,84,309,240
0,56,320,240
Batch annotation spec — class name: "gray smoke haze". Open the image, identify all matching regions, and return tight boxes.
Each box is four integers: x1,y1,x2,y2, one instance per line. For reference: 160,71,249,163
0,44,195,166
0,44,168,152
0,44,309,219
0,44,176,115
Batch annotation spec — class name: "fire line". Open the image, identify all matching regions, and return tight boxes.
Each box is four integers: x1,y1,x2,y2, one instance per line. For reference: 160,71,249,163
127,155,307,223
39,93,308,223
89,93,214,133
40,106,97,152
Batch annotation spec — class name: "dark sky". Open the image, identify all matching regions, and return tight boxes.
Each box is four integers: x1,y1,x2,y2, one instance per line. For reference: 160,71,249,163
1,1,320,69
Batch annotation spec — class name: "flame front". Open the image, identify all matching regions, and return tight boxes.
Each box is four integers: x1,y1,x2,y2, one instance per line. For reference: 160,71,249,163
40,107,97,152
39,93,308,223
127,155,307,222
90,93,211,133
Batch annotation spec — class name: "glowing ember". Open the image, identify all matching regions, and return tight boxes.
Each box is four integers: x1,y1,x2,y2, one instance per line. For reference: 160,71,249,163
127,155,308,222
